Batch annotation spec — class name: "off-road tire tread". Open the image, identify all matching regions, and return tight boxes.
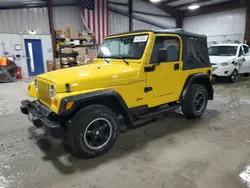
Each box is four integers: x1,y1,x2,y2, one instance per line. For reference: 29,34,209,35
67,104,119,159
181,84,208,119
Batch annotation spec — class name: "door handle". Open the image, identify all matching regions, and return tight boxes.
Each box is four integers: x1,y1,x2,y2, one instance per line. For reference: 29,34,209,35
174,63,179,70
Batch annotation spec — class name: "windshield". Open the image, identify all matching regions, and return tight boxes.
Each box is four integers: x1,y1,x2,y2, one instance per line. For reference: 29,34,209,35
208,46,237,56
97,34,148,59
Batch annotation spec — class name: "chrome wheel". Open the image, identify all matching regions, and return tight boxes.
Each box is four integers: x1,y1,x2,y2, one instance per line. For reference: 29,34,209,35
83,118,112,150
193,92,206,113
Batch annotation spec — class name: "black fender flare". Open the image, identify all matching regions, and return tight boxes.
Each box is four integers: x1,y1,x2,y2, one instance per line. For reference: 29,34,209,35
180,73,214,101
59,89,133,122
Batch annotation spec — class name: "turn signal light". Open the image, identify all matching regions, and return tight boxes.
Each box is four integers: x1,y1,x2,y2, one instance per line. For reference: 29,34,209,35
53,99,58,107
65,101,74,110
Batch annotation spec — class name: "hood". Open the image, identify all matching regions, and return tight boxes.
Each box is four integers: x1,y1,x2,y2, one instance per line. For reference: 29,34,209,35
37,62,138,92
209,56,236,65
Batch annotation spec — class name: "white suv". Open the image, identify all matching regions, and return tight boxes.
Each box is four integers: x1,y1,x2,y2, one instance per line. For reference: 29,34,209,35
209,44,250,82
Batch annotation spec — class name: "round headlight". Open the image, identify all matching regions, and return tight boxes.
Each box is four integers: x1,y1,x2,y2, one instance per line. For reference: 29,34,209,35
49,85,56,99
34,79,38,91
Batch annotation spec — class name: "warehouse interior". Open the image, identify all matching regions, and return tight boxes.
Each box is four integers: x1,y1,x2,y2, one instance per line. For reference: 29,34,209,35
1,0,250,187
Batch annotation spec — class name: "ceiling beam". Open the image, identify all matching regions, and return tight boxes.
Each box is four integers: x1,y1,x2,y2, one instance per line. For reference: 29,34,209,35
165,0,179,4
183,0,246,17
174,0,212,9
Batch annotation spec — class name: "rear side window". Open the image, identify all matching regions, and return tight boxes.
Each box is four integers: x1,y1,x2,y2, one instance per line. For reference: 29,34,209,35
187,37,207,65
150,36,180,63
239,47,244,57
243,45,249,54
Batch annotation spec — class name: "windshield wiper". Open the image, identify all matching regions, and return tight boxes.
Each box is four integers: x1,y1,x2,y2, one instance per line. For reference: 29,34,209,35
114,56,129,65
103,57,110,64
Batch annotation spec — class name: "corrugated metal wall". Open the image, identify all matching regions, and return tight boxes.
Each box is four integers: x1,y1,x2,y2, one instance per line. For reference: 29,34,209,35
53,6,84,30
108,0,176,29
183,8,247,43
0,34,53,77
0,8,50,34
133,19,163,30
109,11,163,35
109,11,129,34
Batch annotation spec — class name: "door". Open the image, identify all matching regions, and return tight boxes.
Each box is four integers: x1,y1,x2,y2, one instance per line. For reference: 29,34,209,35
146,35,182,107
241,45,250,73
238,45,249,74
24,39,44,76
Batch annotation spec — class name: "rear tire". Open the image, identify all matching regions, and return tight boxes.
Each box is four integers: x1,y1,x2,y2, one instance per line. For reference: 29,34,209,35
68,105,119,159
181,84,208,118
229,70,239,83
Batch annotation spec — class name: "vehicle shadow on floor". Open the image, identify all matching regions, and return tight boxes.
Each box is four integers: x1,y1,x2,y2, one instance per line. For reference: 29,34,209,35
27,109,219,175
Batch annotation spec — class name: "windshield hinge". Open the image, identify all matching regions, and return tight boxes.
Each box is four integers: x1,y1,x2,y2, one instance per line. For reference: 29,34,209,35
144,87,153,93
144,66,155,72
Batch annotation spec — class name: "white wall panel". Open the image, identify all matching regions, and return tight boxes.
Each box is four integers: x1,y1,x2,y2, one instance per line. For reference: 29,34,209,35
108,0,176,28
0,34,53,77
53,6,84,30
0,8,49,34
109,11,129,34
183,8,246,43
133,19,162,30
133,13,175,28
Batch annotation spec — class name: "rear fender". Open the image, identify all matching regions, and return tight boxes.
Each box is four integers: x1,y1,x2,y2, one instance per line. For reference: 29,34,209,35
181,73,214,100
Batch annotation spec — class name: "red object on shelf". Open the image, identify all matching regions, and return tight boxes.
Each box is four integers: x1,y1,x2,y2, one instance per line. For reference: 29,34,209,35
17,66,22,79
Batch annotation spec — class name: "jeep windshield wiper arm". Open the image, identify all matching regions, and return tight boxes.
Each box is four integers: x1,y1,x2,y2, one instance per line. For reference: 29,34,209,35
103,57,109,64
114,56,129,65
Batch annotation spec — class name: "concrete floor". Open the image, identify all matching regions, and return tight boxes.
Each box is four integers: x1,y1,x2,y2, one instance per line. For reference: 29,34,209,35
1,78,250,188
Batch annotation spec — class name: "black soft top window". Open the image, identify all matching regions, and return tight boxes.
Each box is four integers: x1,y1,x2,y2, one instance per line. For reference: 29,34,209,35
182,36,210,70
187,37,209,65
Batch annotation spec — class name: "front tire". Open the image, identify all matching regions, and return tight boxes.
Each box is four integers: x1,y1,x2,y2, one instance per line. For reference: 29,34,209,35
181,84,208,118
68,105,119,159
229,70,239,83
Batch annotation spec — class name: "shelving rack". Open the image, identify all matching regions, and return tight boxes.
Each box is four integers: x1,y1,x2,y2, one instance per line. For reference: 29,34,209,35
56,37,97,68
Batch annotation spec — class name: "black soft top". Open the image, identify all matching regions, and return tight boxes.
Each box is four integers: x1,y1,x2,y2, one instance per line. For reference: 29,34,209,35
107,29,207,40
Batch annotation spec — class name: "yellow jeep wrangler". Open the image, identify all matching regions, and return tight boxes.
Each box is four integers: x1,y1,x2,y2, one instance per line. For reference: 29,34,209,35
21,29,213,158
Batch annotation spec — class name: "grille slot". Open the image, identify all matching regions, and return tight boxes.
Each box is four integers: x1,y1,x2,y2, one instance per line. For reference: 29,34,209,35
37,80,51,107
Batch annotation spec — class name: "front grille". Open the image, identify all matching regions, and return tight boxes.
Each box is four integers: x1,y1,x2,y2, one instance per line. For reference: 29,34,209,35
37,79,52,107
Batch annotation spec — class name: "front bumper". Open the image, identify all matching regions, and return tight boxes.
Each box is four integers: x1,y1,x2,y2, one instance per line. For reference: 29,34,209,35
212,64,235,77
20,100,62,138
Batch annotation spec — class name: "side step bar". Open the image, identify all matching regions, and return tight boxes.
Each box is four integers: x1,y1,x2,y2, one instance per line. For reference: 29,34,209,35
134,104,180,120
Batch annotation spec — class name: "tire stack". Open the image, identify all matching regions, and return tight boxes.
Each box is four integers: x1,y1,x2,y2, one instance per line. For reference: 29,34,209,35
0,60,17,83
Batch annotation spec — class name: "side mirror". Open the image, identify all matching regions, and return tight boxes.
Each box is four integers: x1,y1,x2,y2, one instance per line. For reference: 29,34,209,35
157,48,167,63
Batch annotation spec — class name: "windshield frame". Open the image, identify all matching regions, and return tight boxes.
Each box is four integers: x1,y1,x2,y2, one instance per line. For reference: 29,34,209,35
97,33,150,60
208,45,238,56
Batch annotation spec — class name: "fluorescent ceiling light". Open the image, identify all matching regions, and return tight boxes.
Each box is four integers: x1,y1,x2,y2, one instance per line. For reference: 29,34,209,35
150,0,162,3
188,4,200,10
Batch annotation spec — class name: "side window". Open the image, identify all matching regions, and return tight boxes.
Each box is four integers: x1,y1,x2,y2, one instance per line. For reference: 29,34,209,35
243,45,249,55
187,37,207,65
239,47,244,57
150,36,180,63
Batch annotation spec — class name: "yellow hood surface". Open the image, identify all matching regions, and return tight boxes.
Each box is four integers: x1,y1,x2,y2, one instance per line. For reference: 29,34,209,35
37,62,138,92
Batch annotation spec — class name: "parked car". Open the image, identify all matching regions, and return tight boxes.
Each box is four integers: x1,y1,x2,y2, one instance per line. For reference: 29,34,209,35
21,29,213,158
209,43,250,82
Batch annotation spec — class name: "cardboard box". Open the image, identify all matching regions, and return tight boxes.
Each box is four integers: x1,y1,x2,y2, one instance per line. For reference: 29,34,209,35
56,30,62,38
56,27,69,38
47,60,54,72
77,56,85,63
69,27,78,38
63,47,73,54
54,58,61,70
88,49,97,58
78,47,87,56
